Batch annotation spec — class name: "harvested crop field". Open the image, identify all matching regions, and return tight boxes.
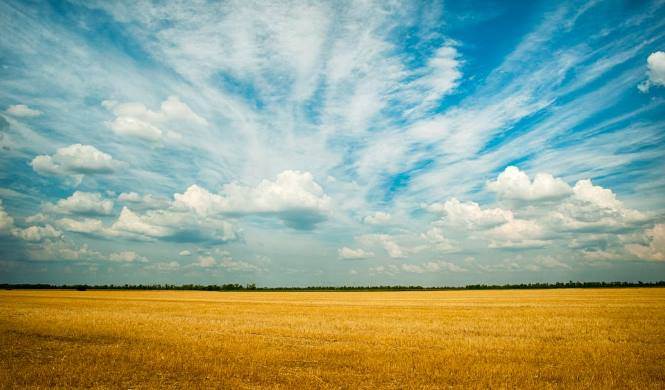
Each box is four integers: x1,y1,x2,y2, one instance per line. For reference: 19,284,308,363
1,288,664,388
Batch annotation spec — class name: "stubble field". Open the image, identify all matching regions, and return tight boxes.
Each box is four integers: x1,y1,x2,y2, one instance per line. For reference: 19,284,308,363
1,288,664,388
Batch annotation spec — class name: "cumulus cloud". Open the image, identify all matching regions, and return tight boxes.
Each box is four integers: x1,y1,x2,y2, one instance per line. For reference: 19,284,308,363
427,198,513,229
218,257,263,272
338,247,374,260
638,51,665,92
117,192,143,202
25,213,48,224
426,167,652,253
487,166,572,202
179,250,192,256
103,96,206,141
13,224,62,242
535,255,571,270
488,219,548,249
5,104,42,117
194,254,263,272
111,206,239,243
111,207,173,239
56,217,110,236
117,192,170,209
369,264,400,276
401,260,467,273
0,200,15,233
196,255,217,267
31,144,122,180
358,234,405,258
108,116,163,141
420,226,458,252
27,240,102,262
144,261,180,271
174,170,331,230
625,224,665,261
57,204,239,244
53,188,242,244
572,179,623,210
44,191,114,216
109,250,147,263
549,179,648,233
362,211,391,225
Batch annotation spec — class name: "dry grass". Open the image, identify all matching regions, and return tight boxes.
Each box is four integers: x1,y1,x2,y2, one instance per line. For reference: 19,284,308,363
1,288,664,389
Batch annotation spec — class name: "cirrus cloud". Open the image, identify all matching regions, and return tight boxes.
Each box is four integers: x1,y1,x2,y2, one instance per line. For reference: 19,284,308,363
5,104,42,117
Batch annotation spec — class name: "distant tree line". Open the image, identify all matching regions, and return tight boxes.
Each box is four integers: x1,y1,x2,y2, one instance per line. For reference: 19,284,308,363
1,281,664,291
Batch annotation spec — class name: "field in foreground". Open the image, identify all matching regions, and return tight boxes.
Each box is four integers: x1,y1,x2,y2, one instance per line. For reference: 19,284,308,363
1,289,664,388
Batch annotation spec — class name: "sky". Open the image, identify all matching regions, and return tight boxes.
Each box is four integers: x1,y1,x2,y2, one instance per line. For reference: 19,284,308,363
0,0,664,286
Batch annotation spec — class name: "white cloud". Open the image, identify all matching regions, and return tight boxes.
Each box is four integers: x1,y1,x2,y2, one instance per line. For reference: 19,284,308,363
638,51,665,92
144,261,180,271
56,193,240,243
489,218,542,240
425,167,652,253
159,96,207,125
369,264,400,276
221,170,331,215
420,226,458,252
117,192,170,209
219,257,263,272
338,247,374,260
549,179,648,232
358,234,405,258
486,166,572,202
109,251,147,263
535,255,571,269
5,104,42,117
44,191,114,216
110,206,239,243
172,185,225,216
111,207,172,239
0,200,15,233
56,217,110,236
424,260,467,273
179,250,192,256
427,198,513,229
25,213,48,224
488,218,548,249
362,211,391,225
31,144,122,179
572,179,623,210
107,116,163,141
27,240,102,262
174,170,331,229
401,263,425,273
401,260,467,273
582,249,623,261
117,192,142,202
104,96,206,141
195,254,262,272
196,255,217,267
625,224,665,261
13,224,62,242
402,45,462,116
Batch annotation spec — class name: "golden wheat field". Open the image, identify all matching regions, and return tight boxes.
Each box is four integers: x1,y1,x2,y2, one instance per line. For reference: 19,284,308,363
1,288,665,389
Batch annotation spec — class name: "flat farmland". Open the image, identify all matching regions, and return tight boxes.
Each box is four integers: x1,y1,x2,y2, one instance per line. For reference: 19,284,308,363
1,289,664,388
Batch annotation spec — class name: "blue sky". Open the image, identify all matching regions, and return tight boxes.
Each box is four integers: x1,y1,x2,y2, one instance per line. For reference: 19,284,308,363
1,0,664,286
